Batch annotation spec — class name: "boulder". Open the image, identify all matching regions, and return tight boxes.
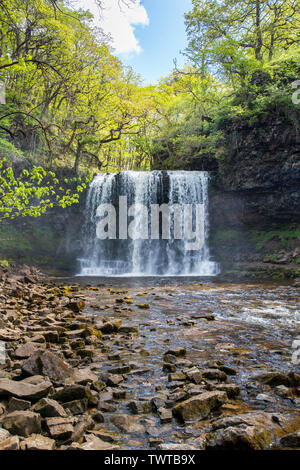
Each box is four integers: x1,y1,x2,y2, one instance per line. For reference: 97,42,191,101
21,434,55,450
52,384,88,403
0,436,20,450
206,425,271,450
22,350,74,384
173,391,227,422
80,434,119,450
8,397,31,411
0,377,52,401
32,398,67,418
280,431,300,448
45,417,74,440
0,410,42,437
14,342,44,359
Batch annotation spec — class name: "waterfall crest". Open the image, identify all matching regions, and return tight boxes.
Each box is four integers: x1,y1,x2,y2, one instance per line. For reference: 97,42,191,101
79,171,219,276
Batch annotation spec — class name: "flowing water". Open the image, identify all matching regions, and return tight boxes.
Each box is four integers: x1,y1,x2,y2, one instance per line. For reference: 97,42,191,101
78,171,219,276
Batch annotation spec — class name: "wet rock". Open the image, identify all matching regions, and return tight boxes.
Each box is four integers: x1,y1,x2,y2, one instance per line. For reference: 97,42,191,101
64,399,88,415
256,393,277,403
14,342,45,359
168,372,186,382
92,411,105,423
21,434,56,450
0,436,20,450
0,377,52,401
206,425,271,450
80,434,119,450
275,385,290,398
105,374,124,387
71,415,93,442
0,410,42,437
32,398,67,417
157,443,200,450
163,363,176,372
71,368,99,386
215,384,241,398
46,417,74,440
202,369,227,382
108,365,132,374
8,397,31,411
185,367,202,384
218,365,237,376
52,384,88,403
110,414,144,433
22,350,73,384
280,431,300,448
99,319,122,334
164,347,186,358
173,391,227,422
158,407,172,424
66,300,85,313
127,401,151,415
255,371,300,387
0,428,11,442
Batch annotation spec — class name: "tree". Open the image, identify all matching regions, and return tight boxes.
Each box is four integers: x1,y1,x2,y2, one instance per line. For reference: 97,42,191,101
185,0,300,81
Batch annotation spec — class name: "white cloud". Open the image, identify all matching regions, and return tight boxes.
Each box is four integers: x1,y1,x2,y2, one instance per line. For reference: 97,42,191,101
76,0,149,55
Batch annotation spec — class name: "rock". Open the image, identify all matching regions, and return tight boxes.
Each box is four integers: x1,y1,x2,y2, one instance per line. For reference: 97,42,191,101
275,385,290,398
21,434,55,450
14,342,44,359
127,401,151,415
202,369,227,382
0,377,52,400
157,443,200,450
43,331,60,343
280,431,300,448
185,367,202,384
254,371,300,387
46,417,74,440
52,384,88,403
71,415,93,442
168,372,186,382
110,414,144,433
173,391,227,422
63,399,87,415
256,393,277,403
8,397,31,411
22,350,74,384
164,347,186,358
105,374,123,387
67,300,85,313
206,425,272,450
0,428,11,442
99,319,122,334
158,407,172,424
32,398,67,417
70,368,99,386
0,410,42,437
92,411,105,423
80,434,118,450
0,436,20,450
215,384,241,398
108,365,132,374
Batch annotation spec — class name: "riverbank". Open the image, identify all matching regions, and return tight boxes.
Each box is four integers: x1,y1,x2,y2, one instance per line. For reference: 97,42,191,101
0,267,299,450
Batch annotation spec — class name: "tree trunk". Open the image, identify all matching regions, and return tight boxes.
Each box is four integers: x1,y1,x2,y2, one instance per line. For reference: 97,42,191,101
74,141,82,174
255,0,263,61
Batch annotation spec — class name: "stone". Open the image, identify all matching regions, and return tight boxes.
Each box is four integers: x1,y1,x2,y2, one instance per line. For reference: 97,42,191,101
80,434,119,450
280,431,300,448
63,399,87,415
43,331,60,343
21,434,55,450
92,411,105,423
173,391,227,422
0,377,52,400
0,410,42,437
206,425,271,450
14,342,44,359
0,428,11,442
168,372,186,382
46,417,74,440
108,365,132,374
275,385,290,398
70,368,99,386
110,414,144,433
67,300,85,313
0,436,20,450
254,371,300,387
52,384,88,403
215,384,241,398
106,374,124,387
185,367,202,384
8,397,31,411
71,415,93,443
256,393,277,403
32,398,67,417
202,369,227,382
22,350,74,384
99,319,122,334
158,407,172,424
157,443,200,450
164,347,186,358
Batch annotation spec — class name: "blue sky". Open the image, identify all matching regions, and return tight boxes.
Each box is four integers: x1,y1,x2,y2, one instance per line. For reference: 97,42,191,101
77,0,192,84
120,0,193,84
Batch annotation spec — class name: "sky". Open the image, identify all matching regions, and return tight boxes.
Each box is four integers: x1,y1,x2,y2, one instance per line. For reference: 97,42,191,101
75,0,192,84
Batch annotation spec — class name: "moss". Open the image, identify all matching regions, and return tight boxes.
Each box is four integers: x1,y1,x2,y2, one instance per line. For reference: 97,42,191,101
252,224,300,251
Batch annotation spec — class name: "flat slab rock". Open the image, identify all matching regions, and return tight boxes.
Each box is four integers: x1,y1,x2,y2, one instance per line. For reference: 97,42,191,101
0,376,52,400
0,410,42,437
22,350,74,384
21,434,56,450
173,391,227,422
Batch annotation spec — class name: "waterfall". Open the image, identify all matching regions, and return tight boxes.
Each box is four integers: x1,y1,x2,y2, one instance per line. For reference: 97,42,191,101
78,171,219,276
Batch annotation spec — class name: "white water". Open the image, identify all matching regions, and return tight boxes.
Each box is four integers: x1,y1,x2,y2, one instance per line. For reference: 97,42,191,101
78,171,219,277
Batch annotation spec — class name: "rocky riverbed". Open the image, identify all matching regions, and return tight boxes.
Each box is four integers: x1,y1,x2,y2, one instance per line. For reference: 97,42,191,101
0,267,299,450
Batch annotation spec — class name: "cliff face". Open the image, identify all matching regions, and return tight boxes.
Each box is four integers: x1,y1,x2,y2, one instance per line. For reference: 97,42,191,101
207,116,300,279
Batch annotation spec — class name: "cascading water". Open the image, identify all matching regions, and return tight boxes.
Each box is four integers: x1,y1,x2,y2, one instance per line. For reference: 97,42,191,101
78,171,219,276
